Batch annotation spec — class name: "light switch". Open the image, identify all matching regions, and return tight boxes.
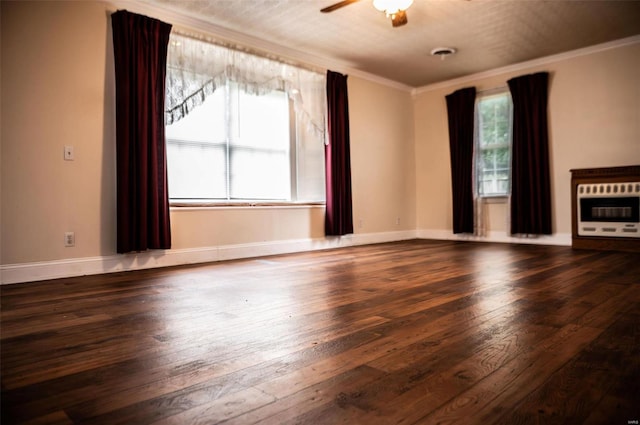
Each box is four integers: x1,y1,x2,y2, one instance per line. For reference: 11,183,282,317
64,145,74,161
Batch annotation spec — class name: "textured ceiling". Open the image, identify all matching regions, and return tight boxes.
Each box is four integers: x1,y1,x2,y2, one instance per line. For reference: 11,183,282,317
145,0,640,88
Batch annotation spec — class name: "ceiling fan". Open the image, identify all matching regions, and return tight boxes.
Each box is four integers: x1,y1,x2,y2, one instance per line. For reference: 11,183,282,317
321,0,415,28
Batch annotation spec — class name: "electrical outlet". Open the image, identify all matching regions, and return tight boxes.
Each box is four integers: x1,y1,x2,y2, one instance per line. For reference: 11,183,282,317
64,232,75,247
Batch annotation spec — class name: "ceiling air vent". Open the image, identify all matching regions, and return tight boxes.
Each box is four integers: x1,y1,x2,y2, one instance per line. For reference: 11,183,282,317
430,47,457,60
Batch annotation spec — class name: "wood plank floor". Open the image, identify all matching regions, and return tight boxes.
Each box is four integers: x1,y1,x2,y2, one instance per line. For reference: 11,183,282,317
1,240,639,424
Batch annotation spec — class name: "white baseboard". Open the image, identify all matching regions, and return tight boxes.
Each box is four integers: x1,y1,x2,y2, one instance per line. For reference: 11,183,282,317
0,230,417,285
417,229,572,247
0,229,573,285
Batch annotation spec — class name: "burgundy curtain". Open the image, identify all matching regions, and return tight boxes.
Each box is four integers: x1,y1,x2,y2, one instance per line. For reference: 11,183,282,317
111,10,172,253
508,72,552,235
325,71,354,236
446,87,476,234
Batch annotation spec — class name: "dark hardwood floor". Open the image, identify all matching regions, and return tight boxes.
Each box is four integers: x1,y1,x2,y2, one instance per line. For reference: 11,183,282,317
1,239,639,424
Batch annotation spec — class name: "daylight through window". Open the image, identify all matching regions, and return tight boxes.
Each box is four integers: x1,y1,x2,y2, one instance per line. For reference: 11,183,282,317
166,83,294,201
164,33,326,204
475,91,513,197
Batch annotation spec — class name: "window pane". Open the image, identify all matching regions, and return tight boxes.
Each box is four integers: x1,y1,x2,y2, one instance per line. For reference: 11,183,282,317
166,90,228,200
229,86,291,200
296,133,326,201
481,181,494,195
497,178,510,194
480,149,494,169
166,90,226,143
230,148,290,200
495,147,510,168
479,124,494,146
167,143,226,199
234,88,290,150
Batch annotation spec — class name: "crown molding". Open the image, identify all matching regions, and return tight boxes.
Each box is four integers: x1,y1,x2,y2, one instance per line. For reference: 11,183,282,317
105,2,637,97
412,35,640,96
106,0,413,92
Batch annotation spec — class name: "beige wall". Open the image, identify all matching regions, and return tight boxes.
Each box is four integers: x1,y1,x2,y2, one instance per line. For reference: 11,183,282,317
1,1,638,275
1,1,116,264
414,42,640,238
0,1,416,266
349,77,416,234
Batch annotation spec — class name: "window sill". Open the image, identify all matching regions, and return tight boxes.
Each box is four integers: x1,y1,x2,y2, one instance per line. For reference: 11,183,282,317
479,195,508,204
170,201,325,209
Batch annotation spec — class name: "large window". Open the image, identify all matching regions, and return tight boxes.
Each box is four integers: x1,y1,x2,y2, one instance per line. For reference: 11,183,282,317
475,90,513,197
166,83,295,201
164,33,326,204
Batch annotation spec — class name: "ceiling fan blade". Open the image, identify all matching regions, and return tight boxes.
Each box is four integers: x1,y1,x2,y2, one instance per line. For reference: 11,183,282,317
320,0,361,13
391,10,408,27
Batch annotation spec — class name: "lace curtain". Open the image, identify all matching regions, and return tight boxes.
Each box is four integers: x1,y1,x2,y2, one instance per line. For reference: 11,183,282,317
165,32,327,144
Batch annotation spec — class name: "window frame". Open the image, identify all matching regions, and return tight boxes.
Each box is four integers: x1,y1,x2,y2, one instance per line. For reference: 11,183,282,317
474,88,513,199
165,82,324,207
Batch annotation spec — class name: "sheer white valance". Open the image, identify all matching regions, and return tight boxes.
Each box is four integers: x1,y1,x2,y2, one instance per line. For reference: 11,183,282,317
165,32,327,143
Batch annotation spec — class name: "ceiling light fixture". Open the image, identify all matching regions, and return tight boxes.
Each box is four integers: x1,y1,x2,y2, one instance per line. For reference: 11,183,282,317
430,47,457,60
373,0,414,27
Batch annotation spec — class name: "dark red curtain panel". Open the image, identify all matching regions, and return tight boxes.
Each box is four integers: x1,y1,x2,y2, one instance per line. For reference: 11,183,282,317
325,71,354,236
446,87,476,234
508,72,552,235
111,10,172,253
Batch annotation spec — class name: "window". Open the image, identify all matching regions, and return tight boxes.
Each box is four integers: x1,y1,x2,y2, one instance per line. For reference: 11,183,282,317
164,33,326,204
475,90,513,197
166,83,297,201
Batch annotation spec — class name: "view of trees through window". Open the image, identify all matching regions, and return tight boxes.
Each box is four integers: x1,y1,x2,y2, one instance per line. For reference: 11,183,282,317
476,92,513,196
